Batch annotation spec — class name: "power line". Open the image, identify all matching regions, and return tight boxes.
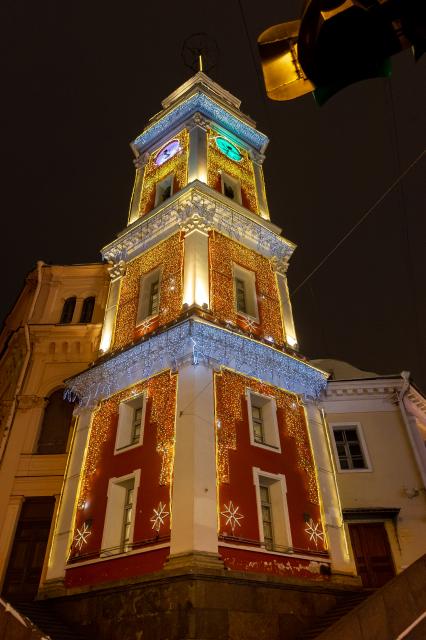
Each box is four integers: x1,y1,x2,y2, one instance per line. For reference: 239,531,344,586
291,148,426,296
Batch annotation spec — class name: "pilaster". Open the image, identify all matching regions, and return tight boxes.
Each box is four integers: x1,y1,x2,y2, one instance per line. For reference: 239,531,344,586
182,226,210,309
99,265,124,354
44,407,95,585
304,400,353,575
251,153,270,220
169,362,220,562
272,258,298,348
188,115,208,184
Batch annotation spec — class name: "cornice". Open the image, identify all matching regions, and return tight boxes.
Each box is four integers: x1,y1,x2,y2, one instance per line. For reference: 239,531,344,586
323,379,399,401
133,91,268,153
102,182,295,265
65,319,327,408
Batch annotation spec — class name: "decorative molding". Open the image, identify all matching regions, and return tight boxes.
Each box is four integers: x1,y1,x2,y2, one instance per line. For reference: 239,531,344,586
133,151,150,169
65,319,327,408
17,395,47,411
133,91,269,153
271,256,290,275
102,183,295,265
107,260,126,280
189,112,209,130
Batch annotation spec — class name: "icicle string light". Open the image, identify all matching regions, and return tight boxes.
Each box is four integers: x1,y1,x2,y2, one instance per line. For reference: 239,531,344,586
133,92,269,153
214,368,319,504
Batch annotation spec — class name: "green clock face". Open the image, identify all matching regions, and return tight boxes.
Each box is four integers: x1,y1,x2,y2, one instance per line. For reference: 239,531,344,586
215,137,242,161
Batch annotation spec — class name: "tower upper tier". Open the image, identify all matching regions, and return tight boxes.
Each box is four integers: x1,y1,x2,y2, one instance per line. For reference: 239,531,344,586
126,71,272,225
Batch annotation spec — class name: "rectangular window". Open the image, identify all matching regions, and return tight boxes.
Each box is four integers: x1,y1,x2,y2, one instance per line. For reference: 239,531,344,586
114,392,146,453
155,174,174,206
233,264,258,321
246,390,281,452
260,484,274,550
235,278,247,314
121,480,135,553
331,424,371,472
101,470,140,555
148,279,160,316
221,172,242,204
252,405,264,444
137,268,162,325
253,468,292,552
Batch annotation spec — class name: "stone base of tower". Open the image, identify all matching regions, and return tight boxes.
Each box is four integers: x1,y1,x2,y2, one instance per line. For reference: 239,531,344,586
40,566,363,640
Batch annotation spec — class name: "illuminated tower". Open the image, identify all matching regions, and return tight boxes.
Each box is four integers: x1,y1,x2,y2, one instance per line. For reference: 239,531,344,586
46,72,350,599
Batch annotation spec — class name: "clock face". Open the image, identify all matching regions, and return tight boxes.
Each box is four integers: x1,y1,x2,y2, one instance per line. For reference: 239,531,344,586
215,137,242,162
155,139,181,166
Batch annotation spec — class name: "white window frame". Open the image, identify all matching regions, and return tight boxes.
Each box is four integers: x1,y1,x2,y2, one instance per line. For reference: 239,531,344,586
136,267,162,326
221,172,242,204
232,263,259,321
155,173,174,206
114,392,147,454
246,389,281,452
253,468,292,551
329,422,372,473
101,469,141,555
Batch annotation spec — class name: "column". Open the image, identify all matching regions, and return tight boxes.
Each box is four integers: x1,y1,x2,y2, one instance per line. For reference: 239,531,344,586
274,262,298,348
0,496,24,587
128,151,149,225
304,400,353,575
168,362,221,568
252,157,270,220
188,117,208,184
44,407,94,591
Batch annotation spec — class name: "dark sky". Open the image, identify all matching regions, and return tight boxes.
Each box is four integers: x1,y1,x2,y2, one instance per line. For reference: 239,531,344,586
1,2,425,389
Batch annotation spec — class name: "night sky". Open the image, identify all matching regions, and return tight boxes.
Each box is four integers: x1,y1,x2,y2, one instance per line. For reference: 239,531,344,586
1,2,425,389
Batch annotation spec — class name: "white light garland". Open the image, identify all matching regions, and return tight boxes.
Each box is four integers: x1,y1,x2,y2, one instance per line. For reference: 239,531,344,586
66,319,327,407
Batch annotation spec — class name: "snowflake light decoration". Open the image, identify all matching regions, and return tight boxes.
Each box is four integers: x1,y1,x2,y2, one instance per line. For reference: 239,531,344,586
221,501,244,533
138,317,154,332
150,502,170,532
305,519,325,548
74,522,91,550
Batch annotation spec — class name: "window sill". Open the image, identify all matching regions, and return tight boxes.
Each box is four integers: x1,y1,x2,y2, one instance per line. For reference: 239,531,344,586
114,440,143,455
250,440,281,454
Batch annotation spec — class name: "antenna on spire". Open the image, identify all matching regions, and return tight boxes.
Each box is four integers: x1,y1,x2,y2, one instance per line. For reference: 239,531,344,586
182,33,219,74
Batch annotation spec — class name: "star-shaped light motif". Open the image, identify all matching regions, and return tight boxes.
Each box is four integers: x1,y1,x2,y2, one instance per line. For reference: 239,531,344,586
150,502,170,532
305,519,325,548
74,522,91,550
243,318,256,334
221,501,244,533
138,317,154,332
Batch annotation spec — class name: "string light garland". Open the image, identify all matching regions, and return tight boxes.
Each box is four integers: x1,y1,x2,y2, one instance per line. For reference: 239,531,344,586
112,233,184,350
214,368,319,506
210,231,284,345
77,370,177,508
207,129,258,214
133,92,269,153
138,129,189,215
67,319,327,408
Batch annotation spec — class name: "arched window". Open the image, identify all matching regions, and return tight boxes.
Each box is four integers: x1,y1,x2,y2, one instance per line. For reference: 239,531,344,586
36,389,75,454
59,296,76,324
80,296,95,323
